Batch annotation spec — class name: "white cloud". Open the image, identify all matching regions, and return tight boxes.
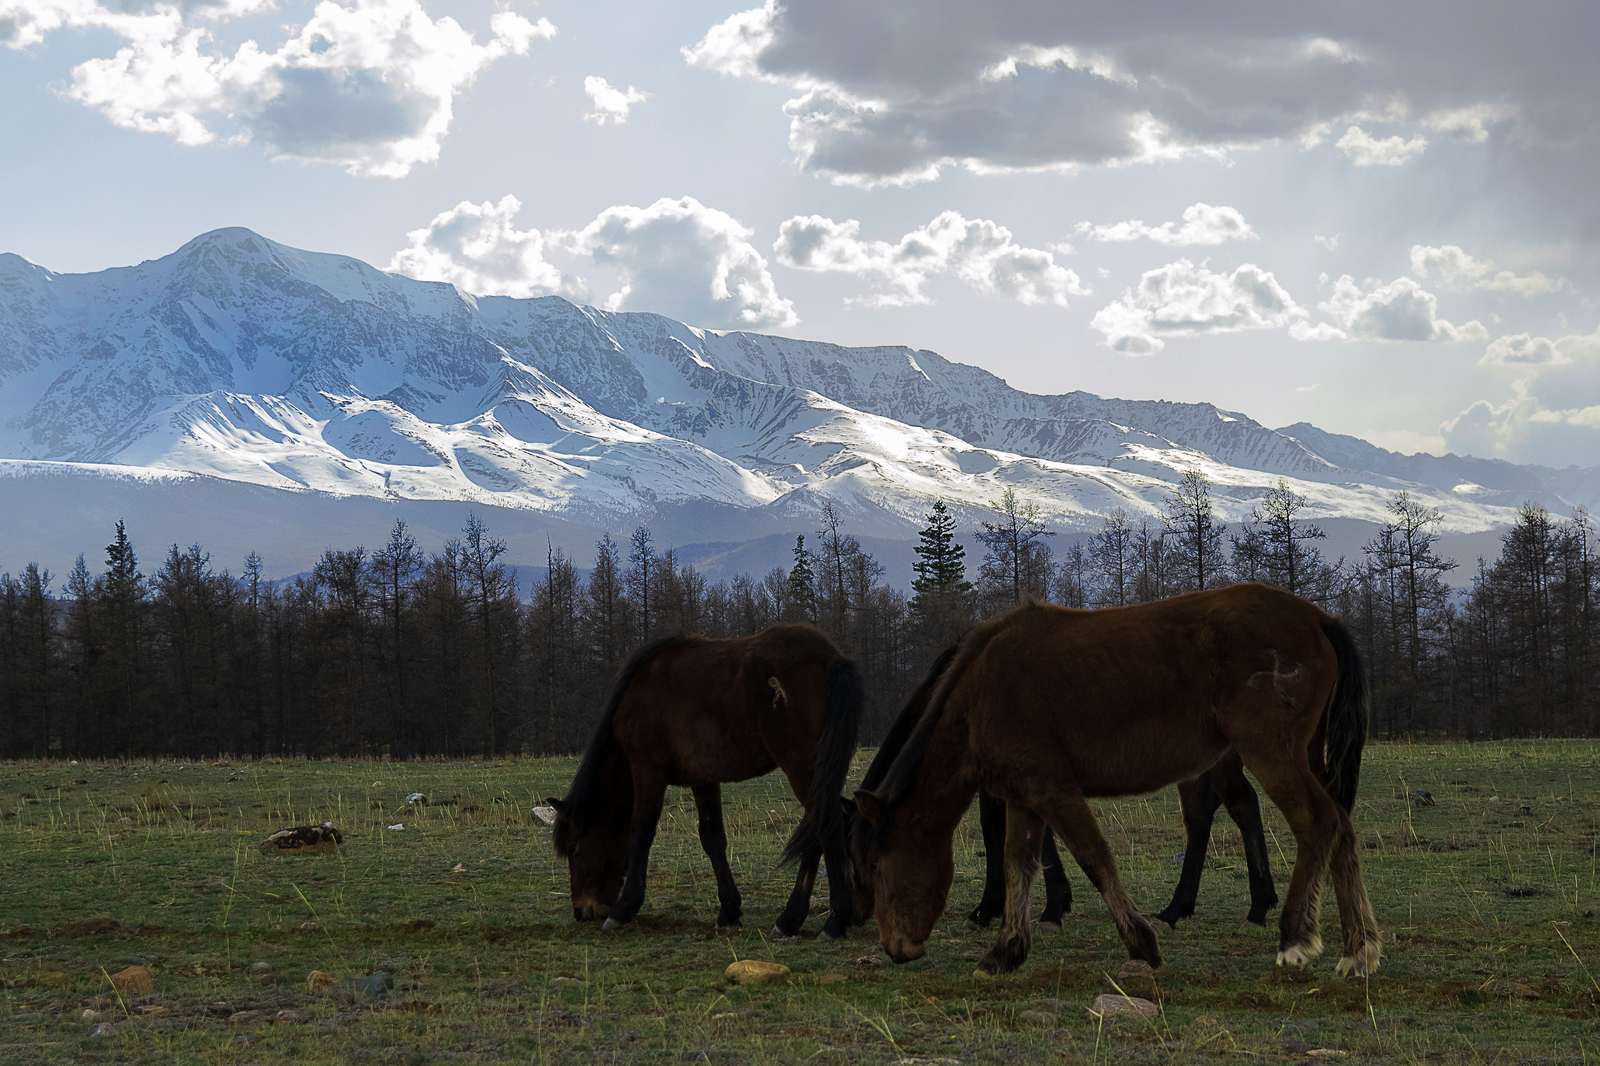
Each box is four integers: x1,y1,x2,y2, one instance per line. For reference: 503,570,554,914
1088,259,1304,354
572,196,798,329
386,194,580,299
1078,203,1257,246
583,76,649,126
1335,125,1428,166
1479,333,1565,367
1315,275,1487,342
1409,244,1565,298
1440,327,1600,463
679,4,1577,188
12,0,553,177
774,211,1088,308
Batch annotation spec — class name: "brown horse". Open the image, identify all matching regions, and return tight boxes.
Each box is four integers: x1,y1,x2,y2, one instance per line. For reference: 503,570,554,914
852,585,1379,977
549,625,864,938
855,647,1283,933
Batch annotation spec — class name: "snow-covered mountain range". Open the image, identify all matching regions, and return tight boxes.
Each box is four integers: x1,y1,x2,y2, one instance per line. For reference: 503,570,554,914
2,227,1595,578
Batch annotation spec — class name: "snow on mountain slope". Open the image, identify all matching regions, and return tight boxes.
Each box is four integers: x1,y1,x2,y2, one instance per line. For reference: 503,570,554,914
1,226,1593,571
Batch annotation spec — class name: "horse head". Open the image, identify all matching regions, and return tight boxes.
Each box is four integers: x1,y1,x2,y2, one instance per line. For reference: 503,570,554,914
852,789,953,963
546,796,628,922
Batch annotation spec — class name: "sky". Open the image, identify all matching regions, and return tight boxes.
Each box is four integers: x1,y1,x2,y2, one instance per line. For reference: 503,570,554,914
3,0,1598,469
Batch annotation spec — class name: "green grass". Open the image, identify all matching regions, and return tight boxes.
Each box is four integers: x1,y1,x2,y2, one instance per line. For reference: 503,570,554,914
5,741,1600,1064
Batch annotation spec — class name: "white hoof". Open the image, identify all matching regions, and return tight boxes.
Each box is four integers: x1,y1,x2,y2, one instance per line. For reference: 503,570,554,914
601,918,621,932
1275,936,1323,967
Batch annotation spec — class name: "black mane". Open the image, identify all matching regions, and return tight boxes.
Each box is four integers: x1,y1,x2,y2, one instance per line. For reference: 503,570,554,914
554,632,686,853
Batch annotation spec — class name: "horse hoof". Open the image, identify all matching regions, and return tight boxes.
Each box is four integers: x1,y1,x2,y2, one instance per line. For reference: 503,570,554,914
601,918,621,932
1035,921,1061,934
816,928,843,941
964,919,979,932
1152,918,1175,933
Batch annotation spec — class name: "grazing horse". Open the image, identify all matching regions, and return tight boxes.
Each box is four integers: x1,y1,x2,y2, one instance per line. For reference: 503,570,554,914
856,649,1282,933
851,585,1379,978
548,625,864,938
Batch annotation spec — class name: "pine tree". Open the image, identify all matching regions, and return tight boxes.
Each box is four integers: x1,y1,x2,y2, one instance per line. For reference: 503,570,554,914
910,500,972,642
788,535,816,623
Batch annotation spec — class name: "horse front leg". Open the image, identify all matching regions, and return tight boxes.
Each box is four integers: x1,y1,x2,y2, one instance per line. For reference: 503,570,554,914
692,783,744,929
1044,790,1162,969
966,790,1007,928
772,841,819,937
1153,772,1222,930
976,803,1044,975
1038,827,1072,931
601,783,667,931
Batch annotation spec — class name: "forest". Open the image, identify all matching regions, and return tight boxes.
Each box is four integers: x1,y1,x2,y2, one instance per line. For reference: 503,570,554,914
0,472,1595,758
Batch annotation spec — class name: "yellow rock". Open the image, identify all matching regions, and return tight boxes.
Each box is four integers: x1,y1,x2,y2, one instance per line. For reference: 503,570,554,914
304,970,337,994
724,960,790,985
110,966,153,993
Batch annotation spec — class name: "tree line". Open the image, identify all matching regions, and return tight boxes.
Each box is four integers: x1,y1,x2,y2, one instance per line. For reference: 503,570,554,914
1,473,1595,759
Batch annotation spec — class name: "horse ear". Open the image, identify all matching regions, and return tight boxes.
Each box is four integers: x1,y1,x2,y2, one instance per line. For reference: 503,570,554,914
839,795,858,817
546,797,565,812
853,790,883,826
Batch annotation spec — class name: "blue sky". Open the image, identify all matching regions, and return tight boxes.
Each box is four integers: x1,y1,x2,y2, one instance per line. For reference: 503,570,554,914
3,0,1597,467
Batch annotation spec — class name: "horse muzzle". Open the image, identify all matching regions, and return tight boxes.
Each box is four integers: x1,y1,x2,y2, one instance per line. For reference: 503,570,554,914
572,898,606,922
882,936,926,964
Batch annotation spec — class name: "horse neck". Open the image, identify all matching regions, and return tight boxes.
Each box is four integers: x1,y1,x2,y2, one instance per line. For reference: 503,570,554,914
900,709,979,842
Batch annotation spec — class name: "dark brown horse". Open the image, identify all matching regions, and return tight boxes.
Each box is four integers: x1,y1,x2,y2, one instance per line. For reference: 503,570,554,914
856,647,1282,933
549,625,864,938
852,585,1379,977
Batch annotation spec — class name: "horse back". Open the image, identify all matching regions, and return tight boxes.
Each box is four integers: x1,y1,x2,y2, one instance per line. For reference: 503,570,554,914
960,585,1339,800
610,624,845,789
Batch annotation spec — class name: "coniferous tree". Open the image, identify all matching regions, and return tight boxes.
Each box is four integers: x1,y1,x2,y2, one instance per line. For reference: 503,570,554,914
787,535,816,623
909,500,972,646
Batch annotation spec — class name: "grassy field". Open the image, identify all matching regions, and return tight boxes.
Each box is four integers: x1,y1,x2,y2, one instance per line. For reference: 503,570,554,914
5,741,1600,1065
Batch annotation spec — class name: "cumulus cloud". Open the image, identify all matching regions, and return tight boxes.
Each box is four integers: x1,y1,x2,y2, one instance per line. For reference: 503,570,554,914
1442,327,1600,463
773,211,1088,307
1314,275,1487,342
1088,259,1304,354
389,194,797,328
7,0,553,177
571,196,798,329
1409,244,1565,298
583,76,649,126
386,194,580,299
1078,203,1256,246
1479,333,1565,367
679,2,1568,187
1335,125,1428,166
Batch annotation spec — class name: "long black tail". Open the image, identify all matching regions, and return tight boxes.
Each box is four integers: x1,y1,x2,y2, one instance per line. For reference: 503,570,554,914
780,657,865,865
1320,618,1369,812
554,632,685,850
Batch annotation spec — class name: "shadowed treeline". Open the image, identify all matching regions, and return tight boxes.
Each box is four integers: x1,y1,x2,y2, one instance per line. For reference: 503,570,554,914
0,481,1596,758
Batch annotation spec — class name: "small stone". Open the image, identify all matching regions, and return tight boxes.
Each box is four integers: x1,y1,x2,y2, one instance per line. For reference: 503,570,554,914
725,959,790,984
1018,1009,1057,1027
110,966,154,994
1089,993,1159,1019
273,1009,303,1024
81,1008,100,1022
251,961,273,973
855,955,883,967
552,975,583,986
305,970,337,994
531,806,557,825
84,1022,117,1038
366,971,395,996
1034,998,1070,1014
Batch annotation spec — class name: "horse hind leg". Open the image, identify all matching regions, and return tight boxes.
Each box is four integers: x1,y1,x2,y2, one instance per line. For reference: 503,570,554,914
772,841,819,936
1330,807,1382,977
692,784,744,929
1212,754,1280,927
976,803,1045,976
1231,748,1337,968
